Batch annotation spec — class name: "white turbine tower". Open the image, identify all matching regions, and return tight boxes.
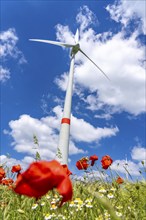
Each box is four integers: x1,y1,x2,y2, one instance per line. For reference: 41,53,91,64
29,29,109,165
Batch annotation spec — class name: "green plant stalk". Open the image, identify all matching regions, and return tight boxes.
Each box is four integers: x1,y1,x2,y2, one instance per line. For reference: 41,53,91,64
123,166,133,181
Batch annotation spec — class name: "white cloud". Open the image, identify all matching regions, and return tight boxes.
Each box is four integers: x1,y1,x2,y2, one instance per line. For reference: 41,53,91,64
0,66,10,82
5,105,118,160
111,145,146,178
55,6,145,116
8,114,59,160
106,0,146,34
69,141,87,155
94,113,112,120
77,171,108,182
0,28,27,82
5,110,83,160
0,28,26,62
131,146,146,161
76,5,97,32
75,31,145,115
22,156,35,165
84,94,104,111
0,155,34,173
55,72,69,91
111,159,141,177
0,28,18,58
53,106,118,143
70,115,118,142
56,25,74,44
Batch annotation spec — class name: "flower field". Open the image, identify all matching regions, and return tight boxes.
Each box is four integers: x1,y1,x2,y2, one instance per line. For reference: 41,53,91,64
0,155,146,220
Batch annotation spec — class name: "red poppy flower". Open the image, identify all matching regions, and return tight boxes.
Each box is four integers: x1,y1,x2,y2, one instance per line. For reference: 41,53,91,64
76,158,89,170
13,160,73,206
89,155,98,166
1,178,14,186
62,164,72,176
11,164,21,173
101,155,113,169
0,167,6,180
116,176,124,184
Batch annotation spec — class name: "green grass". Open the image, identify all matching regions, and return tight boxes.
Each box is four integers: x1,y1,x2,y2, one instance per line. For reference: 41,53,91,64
0,179,146,220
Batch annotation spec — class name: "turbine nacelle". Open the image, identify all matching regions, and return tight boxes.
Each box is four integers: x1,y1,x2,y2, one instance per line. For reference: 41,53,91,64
71,43,80,57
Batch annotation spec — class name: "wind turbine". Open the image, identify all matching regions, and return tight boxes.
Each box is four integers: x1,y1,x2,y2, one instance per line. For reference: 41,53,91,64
29,29,110,165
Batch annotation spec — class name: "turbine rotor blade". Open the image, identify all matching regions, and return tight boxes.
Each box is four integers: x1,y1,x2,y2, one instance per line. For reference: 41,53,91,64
79,49,110,81
29,39,75,48
74,29,79,44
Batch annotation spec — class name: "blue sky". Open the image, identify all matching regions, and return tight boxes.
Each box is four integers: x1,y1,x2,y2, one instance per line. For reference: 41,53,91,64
0,0,146,179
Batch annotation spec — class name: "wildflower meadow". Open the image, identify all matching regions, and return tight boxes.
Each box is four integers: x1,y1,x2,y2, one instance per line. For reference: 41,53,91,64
1,1,146,219
0,148,146,220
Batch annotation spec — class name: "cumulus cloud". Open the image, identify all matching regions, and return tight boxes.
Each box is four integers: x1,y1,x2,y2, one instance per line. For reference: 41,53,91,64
76,31,145,115
0,28,27,82
55,6,145,116
0,155,35,172
106,0,146,34
55,72,69,91
71,115,118,142
8,114,59,160
5,105,118,160
111,159,141,177
131,146,146,161
84,94,104,111
5,109,81,160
